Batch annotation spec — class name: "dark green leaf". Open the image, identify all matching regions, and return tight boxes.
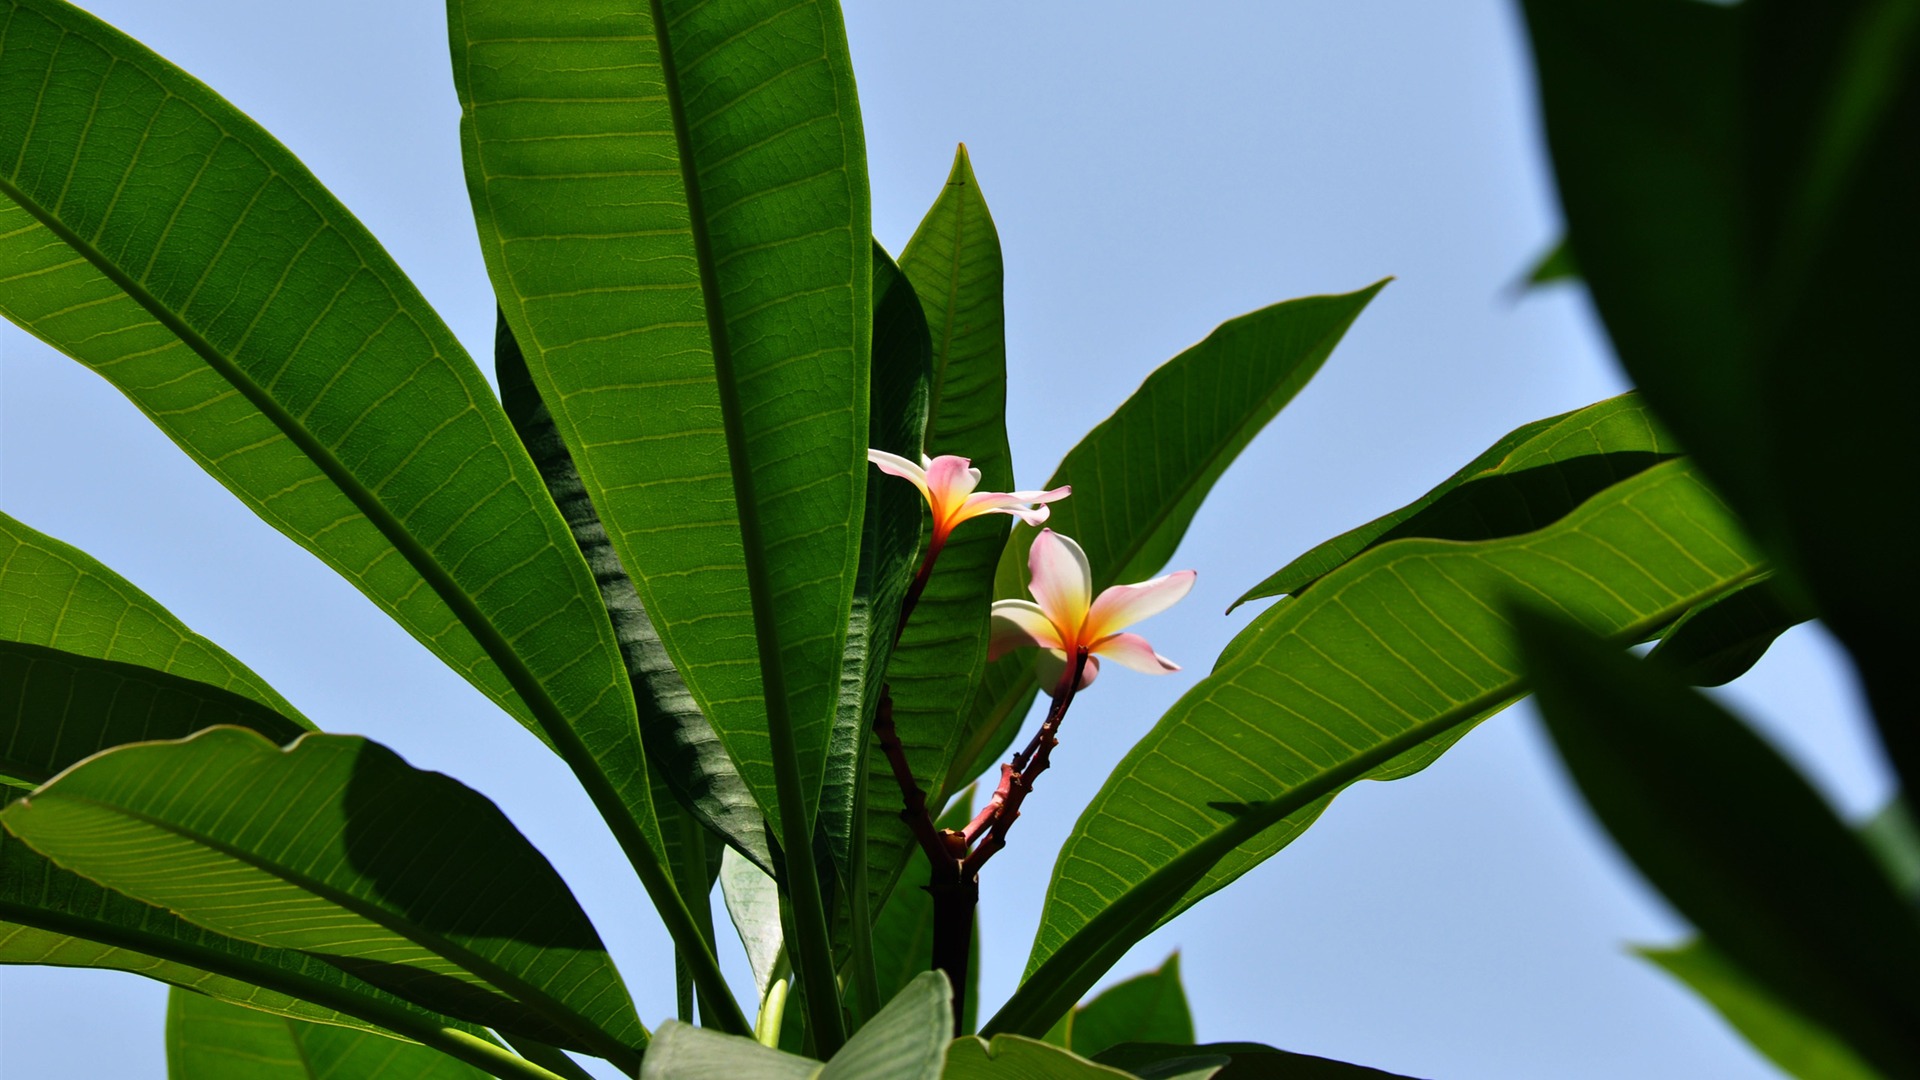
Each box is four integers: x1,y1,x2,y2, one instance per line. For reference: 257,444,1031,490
1,728,646,1069
1861,799,1920,904
991,459,1765,1037
1648,577,1811,687
1232,393,1677,609
0,513,303,724
949,284,1386,799
0,641,309,791
1523,237,1578,287
823,244,931,895
496,311,769,875
165,988,500,1080
1638,943,1882,1080
1045,954,1192,1061
1096,1042,1425,1080
0,0,649,834
1520,0,1920,780
1518,608,1920,1077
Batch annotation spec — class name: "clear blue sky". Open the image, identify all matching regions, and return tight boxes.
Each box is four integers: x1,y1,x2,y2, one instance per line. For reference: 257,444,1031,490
0,2,1887,1077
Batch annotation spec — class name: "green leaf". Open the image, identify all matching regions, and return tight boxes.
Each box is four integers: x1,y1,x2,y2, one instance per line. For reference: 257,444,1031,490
861,145,1019,926
1522,237,1578,287
945,1035,1138,1080
1639,942,1883,1080
0,641,309,791
1647,577,1811,687
823,244,931,887
989,459,1765,1037
2,829,486,1046
720,846,789,1007
0,513,304,724
1519,0,1920,778
1,728,647,1070
1517,608,1920,1078
1231,392,1678,609
949,283,1386,798
495,311,769,875
1861,799,1920,904
448,0,870,832
1044,954,1191,1061
1095,1042,1425,1080
640,971,952,1080
165,989,500,1080
0,0,667,913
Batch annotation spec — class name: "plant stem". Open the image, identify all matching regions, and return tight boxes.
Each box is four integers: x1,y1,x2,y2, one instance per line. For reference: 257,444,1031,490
756,978,790,1048
964,649,1088,876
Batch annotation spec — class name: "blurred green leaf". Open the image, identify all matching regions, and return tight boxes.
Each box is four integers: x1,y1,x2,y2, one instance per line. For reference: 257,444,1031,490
0,0,645,815
1096,1042,1424,1080
1640,942,1883,1080
1518,608,1920,1077
1,729,646,1069
1520,0,1920,780
946,1034,1138,1080
949,283,1387,801
449,0,870,834
165,989,498,1080
1523,237,1579,287
1044,954,1192,1061
642,972,952,1080
1232,393,1677,610
1861,800,1920,903
1648,577,1811,687
991,459,1764,1037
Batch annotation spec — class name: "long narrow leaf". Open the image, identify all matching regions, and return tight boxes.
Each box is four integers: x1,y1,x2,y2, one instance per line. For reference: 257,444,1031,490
0,0,668,912
990,459,1764,1037
949,284,1386,800
2,728,648,1070
1639,942,1881,1080
165,989,504,1080
1518,608,1920,1077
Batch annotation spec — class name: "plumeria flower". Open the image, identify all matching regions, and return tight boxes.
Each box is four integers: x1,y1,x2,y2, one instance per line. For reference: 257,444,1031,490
988,528,1194,690
868,450,1070,548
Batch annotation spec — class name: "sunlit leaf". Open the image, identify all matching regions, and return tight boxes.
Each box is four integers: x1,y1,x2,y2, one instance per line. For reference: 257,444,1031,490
1,728,646,1069
165,989,493,1080
1045,954,1192,1060
945,1034,1137,1080
641,972,952,1080
991,459,1764,1037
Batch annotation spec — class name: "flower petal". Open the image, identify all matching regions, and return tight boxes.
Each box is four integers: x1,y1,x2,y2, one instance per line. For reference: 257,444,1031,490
1027,529,1092,640
1091,631,1181,674
988,599,1064,659
951,483,1073,529
924,454,982,502
867,449,930,502
1035,649,1100,691
1083,569,1196,641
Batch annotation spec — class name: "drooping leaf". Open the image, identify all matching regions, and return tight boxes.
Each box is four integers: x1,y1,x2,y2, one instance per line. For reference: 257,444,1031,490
1647,577,1811,687
822,244,931,889
1044,954,1192,1061
720,846,789,1007
0,513,303,723
2,830,480,1044
861,145,1019,927
1638,942,1882,1080
948,284,1386,802
989,459,1764,1037
1095,1042,1426,1080
1518,608,1920,1078
448,0,870,835
1,728,647,1070
0,641,309,792
1231,392,1678,609
165,989,495,1080
640,972,952,1080
944,1035,1139,1080
495,311,769,874
1520,0,1920,782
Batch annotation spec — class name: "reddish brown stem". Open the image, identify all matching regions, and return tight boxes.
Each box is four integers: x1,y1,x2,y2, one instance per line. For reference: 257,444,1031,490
963,648,1089,876
893,534,946,648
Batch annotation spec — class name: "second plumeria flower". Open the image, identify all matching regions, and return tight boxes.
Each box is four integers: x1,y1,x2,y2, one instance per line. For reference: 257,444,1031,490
989,528,1195,690
868,450,1071,548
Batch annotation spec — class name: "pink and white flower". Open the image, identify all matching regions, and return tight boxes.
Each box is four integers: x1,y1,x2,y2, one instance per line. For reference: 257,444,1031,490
988,528,1194,690
867,450,1070,546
